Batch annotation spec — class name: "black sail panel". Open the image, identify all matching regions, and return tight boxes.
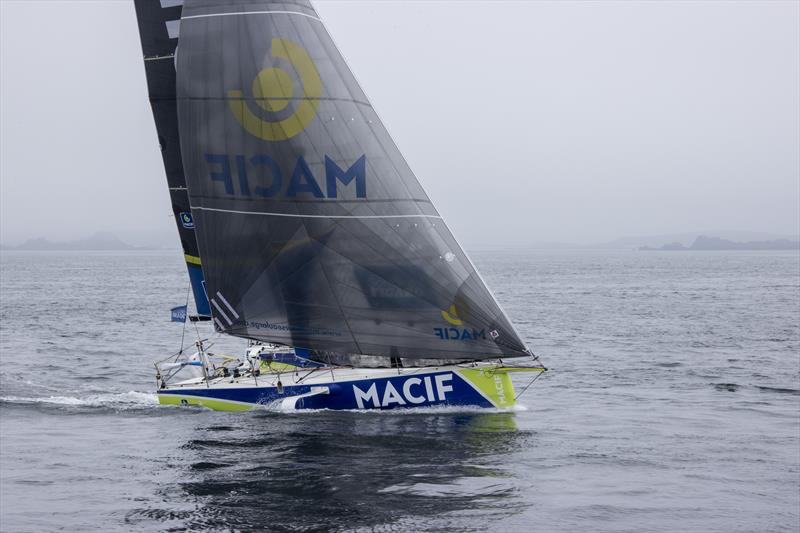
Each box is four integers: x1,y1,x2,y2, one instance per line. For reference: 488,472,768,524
176,0,529,359
133,0,211,317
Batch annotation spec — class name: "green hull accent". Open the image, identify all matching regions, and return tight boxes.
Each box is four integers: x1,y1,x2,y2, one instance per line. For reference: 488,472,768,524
495,366,547,373
456,368,517,409
259,361,303,373
158,393,256,412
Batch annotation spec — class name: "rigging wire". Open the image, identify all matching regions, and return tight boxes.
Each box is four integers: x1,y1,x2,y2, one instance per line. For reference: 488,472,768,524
514,370,545,401
192,306,203,345
178,285,190,356
513,350,548,401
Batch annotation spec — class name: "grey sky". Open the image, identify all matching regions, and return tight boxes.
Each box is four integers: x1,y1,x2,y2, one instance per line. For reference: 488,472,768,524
1,0,798,247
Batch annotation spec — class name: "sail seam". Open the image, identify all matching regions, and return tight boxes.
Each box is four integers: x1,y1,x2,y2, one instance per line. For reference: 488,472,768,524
192,207,442,220
144,54,175,62
181,11,321,22
178,96,372,108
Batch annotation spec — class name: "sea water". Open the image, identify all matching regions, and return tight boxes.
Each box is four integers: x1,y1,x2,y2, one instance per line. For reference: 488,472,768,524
0,249,797,532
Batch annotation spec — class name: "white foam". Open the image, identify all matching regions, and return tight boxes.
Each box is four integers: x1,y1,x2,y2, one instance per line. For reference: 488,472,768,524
0,391,159,409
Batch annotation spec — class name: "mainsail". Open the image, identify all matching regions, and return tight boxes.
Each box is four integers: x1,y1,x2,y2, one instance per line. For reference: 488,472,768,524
134,0,211,318
175,0,529,360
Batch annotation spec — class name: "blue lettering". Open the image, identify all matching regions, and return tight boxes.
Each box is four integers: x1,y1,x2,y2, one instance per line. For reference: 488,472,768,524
433,327,487,341
206,154,233,194
251,155,282,198
325,155,366,198
287,156,324,198
234,155,251,196
205,153,367,199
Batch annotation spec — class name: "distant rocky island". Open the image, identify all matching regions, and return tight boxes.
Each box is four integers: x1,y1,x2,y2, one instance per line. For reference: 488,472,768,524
2,232,139,251
640,235,800,251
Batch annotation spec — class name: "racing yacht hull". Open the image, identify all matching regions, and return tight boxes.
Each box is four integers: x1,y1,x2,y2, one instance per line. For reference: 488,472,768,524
158,363,543,411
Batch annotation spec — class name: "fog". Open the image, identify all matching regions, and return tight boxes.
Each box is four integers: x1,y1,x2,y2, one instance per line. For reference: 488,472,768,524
1,0,798,248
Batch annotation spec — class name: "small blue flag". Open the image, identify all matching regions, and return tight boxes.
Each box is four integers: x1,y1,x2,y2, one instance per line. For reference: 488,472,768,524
171,305,187,323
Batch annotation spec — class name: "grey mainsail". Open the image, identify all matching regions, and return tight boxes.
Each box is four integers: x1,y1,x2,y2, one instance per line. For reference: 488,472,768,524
175,0,529,360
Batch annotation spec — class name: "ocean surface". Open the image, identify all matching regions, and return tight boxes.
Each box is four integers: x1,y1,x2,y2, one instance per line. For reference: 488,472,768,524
0,249,798,532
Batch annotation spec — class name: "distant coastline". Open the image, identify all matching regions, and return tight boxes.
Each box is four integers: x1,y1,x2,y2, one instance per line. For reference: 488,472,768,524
0,232,153,251
3,230,799,252
640,235,800,251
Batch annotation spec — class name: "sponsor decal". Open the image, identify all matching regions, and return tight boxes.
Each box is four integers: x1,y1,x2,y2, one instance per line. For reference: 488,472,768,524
441,304,464,326
205,153,366,199
433,327,486,341
353,374,453,409
210,39,367,199
494,375,507,404
243,319,341,338
228,38,322,141
435,302,485,341
178,211,194,229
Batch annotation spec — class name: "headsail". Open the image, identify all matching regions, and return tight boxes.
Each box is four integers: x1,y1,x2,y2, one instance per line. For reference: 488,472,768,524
175,0,529,360
133,0,211,318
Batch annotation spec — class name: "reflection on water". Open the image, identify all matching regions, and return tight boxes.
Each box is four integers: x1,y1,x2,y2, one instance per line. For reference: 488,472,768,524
127,411,528,532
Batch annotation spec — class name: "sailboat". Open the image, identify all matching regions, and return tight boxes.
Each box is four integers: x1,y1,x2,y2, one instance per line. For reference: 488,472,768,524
134,0,545,411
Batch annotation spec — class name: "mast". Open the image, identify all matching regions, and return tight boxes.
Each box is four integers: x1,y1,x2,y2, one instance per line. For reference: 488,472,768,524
174,0,530,360
133,0,211,318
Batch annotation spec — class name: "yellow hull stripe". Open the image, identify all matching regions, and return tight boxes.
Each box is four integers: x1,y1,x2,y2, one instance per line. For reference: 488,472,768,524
184,254,202,266
456,368,517,409
159,393,255,412
260,361,305,373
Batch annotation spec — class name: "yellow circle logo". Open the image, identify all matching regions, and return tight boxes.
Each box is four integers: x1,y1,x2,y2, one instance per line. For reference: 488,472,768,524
228,38,322,141
441,304,464,326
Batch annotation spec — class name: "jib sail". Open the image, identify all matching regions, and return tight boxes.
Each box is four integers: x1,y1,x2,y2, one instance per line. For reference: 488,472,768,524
175,0,529,360
133,0,210,318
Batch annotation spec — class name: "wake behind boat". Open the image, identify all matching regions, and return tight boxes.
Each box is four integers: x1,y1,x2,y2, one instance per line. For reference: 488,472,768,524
134,0,545,411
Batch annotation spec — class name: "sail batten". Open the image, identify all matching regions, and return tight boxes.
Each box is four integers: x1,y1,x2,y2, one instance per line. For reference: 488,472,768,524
181,10,322,22
175,0,529,360
191,207,442,219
